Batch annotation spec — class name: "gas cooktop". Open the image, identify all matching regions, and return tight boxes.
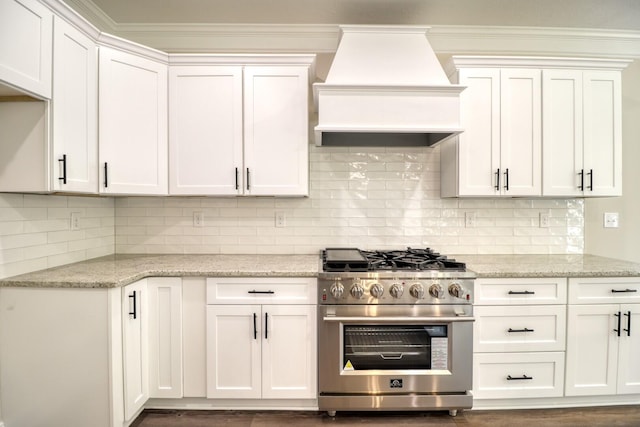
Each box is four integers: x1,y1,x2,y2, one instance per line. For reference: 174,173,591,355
322,247,466,273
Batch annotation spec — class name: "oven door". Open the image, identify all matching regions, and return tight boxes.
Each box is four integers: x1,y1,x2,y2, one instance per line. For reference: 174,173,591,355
318,305,473,395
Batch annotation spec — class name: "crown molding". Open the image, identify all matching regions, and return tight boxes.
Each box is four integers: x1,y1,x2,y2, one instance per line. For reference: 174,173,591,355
62,0,640,58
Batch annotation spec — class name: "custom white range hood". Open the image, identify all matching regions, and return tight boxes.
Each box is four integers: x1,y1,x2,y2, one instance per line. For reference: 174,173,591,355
313,25,465,147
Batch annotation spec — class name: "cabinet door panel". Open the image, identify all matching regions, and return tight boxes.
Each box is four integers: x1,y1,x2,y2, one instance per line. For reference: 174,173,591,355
122,279,149,421
617,304,640,394
500,68,541,196
169,66,243,195
206,305,261,398
565,304,618,396
542,69,583,196
243,66,309,196
457,68,500,196
99,47,168,195
0,0,52,98
262,305,317,399
583,71,622,196
52,17,98,193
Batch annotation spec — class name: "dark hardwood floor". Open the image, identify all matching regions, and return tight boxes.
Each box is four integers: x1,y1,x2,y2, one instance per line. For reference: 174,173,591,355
132,406,640,427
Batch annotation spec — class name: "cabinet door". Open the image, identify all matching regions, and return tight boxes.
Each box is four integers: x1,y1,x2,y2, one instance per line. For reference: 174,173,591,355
99,47,168,195
243,66,309,196
583,71,622,196
169,66,243,195
52,17,98,193
261,305,317,399
206,305,261,398
122,279,149,421
565,304,618,396
617,304,640,394
457,68,501,196
542,69,583,197
147,278,183,398
500,68,541,196
0,0,52,98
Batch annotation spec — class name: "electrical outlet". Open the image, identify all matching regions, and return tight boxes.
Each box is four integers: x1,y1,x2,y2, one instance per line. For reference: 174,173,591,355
193,211,204,227
70,212,80,230
465,212,476,228
604,212,619,228
275,211,286,228
539,212,550,228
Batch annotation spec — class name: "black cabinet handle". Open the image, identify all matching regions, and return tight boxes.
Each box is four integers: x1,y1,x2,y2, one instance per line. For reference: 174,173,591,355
614,311,621,337
128,290,137,319
246,168,250,190
611,289,637,293
495,168,500,191
248,290,275,295
508,290,535,295
578,169,584,191
624,311,631,336
507,375,532,381
587,169,593,191
265,312,269,339
58,154,67,184
253,313,257,340
235,167,239,190
504,168,509,191
104,162,108,188
508,328,534,333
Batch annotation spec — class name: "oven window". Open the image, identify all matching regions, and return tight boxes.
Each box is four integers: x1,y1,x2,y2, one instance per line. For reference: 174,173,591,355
343,325,448,371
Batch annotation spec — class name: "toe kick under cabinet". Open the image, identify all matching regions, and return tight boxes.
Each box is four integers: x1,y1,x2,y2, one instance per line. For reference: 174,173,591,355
472,278,567,400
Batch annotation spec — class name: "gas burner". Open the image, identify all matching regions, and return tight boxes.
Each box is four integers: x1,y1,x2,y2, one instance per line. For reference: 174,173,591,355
322,247,466,272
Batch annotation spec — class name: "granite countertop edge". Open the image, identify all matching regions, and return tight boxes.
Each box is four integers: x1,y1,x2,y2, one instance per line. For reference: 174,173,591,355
2,253,640,289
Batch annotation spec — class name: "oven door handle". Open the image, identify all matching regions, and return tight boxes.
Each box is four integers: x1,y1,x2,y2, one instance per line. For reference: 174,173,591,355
322,316,475,323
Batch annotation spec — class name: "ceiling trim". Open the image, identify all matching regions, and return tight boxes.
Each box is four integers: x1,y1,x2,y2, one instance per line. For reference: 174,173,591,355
62,0,640,58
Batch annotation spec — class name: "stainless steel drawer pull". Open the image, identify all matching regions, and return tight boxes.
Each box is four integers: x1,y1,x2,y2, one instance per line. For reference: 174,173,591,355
611,289,637,293
508,328,534,333
508,290,535,295
248,290,275,294
507,375,532,381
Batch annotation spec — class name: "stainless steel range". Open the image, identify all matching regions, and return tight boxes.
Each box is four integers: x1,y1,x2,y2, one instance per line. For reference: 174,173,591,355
317,247,475,417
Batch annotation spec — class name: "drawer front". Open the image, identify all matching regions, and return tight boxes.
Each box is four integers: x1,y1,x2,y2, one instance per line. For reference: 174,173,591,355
473,352,565,399
474,305,566,352
475,278,567,305
206,277,316,304
569,277,640,304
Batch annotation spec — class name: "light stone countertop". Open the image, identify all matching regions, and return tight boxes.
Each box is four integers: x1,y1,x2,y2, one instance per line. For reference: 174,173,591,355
2,253,640,289
0,254,320,289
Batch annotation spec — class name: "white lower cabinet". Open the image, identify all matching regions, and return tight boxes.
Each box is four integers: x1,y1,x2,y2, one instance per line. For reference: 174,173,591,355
566,277,640,396
473,278,567,401
206,277,317,400
147,278,183,398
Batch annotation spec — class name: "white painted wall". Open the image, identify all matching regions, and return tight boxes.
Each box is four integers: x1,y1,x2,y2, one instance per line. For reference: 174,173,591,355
584,61,640,263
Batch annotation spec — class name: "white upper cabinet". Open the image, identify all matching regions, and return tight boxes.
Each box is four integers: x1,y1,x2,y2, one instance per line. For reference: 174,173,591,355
441,59,541,197
99,46,168,195
542,63,626,197
51,16,98,193
169,65,243,195
169,57,314,196
0,0,52,98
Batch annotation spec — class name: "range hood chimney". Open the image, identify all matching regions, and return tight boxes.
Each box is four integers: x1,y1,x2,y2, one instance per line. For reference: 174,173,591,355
313,25,465,147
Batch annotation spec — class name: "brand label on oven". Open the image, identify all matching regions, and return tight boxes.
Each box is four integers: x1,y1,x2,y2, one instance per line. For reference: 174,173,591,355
390,379,403,388
431,338,448,370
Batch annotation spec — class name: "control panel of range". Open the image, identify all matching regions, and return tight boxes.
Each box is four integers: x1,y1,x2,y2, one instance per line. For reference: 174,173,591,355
319,277,474,305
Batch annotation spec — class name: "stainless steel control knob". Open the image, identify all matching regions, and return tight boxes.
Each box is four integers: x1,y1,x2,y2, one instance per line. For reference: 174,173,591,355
370,283,384,298
429,283,445,298
330,282,344,299
389,283,404,299
350,284,365,299
448,283,464,298
409,283,425,299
